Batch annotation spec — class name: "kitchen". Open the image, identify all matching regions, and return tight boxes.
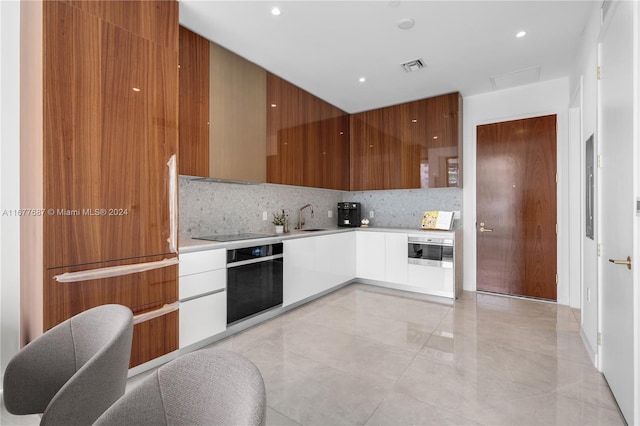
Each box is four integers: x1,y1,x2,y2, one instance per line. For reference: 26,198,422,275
1,1,638,425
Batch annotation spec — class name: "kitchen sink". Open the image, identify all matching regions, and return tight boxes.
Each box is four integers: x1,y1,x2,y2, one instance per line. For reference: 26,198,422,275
301,228,327,232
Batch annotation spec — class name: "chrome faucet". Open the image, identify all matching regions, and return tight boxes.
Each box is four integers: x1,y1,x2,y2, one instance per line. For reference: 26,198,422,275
297,203,314,230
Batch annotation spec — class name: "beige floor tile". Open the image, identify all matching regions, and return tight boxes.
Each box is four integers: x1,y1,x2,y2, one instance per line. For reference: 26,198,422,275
365,391,481,426
302,303,433,352
266,407,302,426
270,320,417,387
487,392,625,425
393,353,549,424
245,342,391,425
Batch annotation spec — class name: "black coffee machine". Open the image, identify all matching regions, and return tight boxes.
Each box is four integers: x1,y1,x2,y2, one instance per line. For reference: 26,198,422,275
337,202,361,227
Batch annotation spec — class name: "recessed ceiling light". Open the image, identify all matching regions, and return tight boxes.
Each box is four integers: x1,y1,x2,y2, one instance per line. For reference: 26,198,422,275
359,77,366,83
397,18,415,30
516,31,527,38
271,7,281,16
132,87,141,92
270,103,277,108
411,119,417,123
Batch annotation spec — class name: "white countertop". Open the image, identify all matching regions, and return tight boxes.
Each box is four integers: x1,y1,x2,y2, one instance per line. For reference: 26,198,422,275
179,226,458,253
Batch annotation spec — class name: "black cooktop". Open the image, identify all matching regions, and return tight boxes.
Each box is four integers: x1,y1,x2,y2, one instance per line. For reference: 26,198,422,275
193,233,276,242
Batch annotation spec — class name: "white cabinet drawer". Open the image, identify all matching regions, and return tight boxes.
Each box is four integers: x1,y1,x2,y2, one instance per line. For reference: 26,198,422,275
179,291,226,348
407,264,454,298
179,269,226,300
179,249,226,276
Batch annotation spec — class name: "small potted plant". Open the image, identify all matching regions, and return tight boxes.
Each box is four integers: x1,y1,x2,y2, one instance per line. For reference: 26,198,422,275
272,211,286,233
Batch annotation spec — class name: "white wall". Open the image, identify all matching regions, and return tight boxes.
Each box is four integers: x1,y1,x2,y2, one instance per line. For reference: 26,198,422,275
0,0,22,381
568,1,602,365
462,77,572,306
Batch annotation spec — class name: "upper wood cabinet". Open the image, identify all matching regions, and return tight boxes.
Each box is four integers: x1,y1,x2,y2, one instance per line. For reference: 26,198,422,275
179,39,267,182
350,92,462,190
423,92,463,188
209,43,267,182
267,73,350,190
175,31,462,190
179,26,210,177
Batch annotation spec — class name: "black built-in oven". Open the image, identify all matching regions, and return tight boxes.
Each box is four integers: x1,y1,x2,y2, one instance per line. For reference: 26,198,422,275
226,243,283,325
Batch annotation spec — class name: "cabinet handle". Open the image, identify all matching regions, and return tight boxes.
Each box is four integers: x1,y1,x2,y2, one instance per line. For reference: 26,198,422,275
133,301,179,325
167,154,178,254
53,258,179,283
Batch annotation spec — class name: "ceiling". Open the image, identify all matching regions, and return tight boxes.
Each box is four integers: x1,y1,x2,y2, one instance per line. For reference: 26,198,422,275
179,1,596,113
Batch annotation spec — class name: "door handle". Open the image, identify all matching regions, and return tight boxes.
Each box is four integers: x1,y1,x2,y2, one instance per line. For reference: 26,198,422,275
608,256,632,270
479,222,493,233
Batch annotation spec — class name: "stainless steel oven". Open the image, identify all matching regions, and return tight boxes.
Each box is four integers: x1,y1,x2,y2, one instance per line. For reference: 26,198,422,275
408,236,454,268
226,243,283,325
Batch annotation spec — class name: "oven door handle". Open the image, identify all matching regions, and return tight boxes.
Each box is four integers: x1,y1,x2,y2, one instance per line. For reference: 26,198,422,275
227,253,284,268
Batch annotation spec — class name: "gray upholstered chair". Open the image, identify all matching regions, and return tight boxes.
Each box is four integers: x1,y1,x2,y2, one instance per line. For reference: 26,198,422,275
94,348,267,426
3,304,134,425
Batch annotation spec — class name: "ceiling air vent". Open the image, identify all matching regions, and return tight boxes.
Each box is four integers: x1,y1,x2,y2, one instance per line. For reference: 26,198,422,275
401,58,425,72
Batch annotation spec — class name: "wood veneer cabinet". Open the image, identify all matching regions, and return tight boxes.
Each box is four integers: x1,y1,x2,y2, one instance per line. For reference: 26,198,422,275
21,0,179,367
179,26,210,177
350,92,462,190
209,42,267,182
267,73,350,190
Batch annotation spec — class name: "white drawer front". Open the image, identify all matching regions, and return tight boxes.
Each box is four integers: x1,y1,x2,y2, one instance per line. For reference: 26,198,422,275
179,291,226,348
179,269,226,300
407,264,454,298
179,249,226,276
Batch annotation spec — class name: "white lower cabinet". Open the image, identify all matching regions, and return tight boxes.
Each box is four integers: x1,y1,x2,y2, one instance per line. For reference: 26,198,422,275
385,233,408,285
179,249,227,348
179,291,226,348
284,232,356,307
357,230,459,299
356,231,386,281
357,231,407,285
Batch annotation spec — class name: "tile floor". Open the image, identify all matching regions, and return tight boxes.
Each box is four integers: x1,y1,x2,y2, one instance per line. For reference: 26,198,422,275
210,284,624,425
1,283,625,426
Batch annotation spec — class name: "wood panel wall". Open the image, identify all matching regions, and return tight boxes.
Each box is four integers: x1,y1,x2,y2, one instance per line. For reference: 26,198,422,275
20,0,45,347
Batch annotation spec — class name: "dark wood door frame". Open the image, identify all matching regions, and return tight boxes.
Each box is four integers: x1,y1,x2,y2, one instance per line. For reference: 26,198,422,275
476,115,557,301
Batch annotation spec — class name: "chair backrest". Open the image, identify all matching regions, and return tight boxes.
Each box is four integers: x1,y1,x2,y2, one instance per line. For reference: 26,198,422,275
3,304,134,425
94,348,266,426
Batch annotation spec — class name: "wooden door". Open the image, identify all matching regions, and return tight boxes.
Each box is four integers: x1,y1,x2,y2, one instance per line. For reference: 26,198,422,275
476,115,557,300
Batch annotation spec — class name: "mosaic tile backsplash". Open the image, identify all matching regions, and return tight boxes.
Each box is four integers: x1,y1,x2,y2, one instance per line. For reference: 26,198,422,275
179,176,463,238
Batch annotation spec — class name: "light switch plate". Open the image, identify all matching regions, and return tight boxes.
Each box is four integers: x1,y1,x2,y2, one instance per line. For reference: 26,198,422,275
453,210,461,219
369,210,375,218
328,210,333,218
262,211,268,221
